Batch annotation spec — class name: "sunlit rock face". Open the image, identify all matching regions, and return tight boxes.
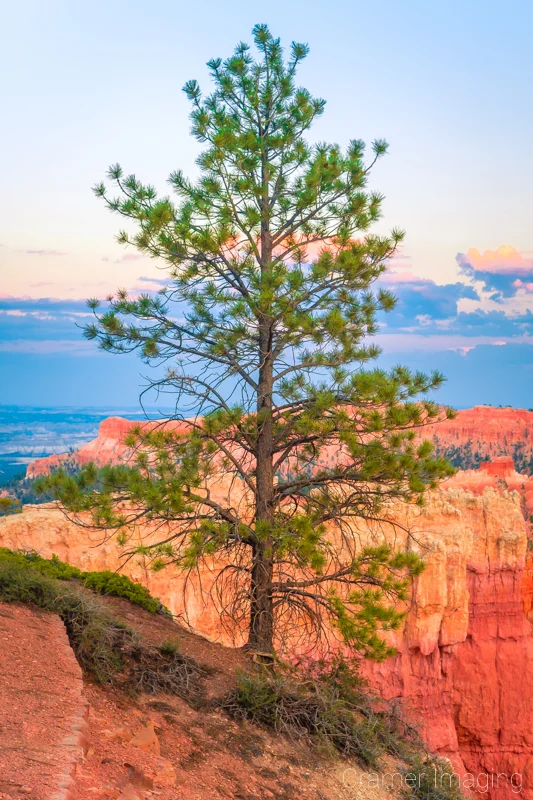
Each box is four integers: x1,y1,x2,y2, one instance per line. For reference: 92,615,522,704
27,417,191,477
429,405,533,458
14,411,533,798
357,483,533,800
1,471,533,798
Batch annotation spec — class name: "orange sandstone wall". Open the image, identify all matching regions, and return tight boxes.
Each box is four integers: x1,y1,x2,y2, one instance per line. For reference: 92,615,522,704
360,486,533,799
1,481,532,798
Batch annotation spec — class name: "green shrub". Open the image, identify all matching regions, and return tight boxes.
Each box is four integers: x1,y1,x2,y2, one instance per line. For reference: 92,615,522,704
159,638,181,656
0,548,82,580
82,570,162,613
0,556,129,682
222,660,465,798
0,551,204,700
128,641,206,704
307,654,420,761
401,756,465,800
222,666,392,769
0,555,59,606
0,548,169,615
0,497,22,515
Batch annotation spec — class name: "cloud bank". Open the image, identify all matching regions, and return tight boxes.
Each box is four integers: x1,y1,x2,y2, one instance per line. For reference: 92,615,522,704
3,245,533,407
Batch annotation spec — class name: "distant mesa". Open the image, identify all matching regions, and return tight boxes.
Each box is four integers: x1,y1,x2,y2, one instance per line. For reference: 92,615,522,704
27,405,533,486
27,416,189,478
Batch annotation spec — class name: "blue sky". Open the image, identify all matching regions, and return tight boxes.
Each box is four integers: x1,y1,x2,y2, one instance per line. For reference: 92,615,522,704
2,0,533,408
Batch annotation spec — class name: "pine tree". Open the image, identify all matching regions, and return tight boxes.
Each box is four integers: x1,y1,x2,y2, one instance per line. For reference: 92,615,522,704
41,25,454,658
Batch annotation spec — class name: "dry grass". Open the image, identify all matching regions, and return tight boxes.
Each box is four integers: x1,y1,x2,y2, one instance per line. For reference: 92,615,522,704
0,550,206,701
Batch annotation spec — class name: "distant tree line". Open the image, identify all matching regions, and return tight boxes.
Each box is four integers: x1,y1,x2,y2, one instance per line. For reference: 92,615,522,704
433,438,533,476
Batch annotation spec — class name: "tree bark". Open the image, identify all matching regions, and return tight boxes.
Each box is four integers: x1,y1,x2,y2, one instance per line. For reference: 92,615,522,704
248,114,276,653
249,306,275,652
248,541,274,652
249,202,275,652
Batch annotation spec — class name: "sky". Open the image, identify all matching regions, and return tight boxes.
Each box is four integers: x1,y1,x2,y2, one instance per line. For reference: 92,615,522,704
1,0,533,409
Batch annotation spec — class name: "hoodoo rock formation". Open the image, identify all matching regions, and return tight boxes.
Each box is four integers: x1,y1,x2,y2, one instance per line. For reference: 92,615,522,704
430,406,533,457
11,412,533,797
2,469,533,798
359,482,533,800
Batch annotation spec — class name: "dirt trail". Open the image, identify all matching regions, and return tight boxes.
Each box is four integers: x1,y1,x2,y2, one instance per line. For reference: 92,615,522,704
0,603,87,800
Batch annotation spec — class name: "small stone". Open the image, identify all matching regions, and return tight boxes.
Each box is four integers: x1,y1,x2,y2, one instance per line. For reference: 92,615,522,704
131,722,160,756
103,726,132,743
153,757,177,786
125,763,155,790
118,786,143,800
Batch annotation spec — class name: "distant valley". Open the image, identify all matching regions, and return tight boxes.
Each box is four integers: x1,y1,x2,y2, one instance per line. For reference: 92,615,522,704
0,406,172,484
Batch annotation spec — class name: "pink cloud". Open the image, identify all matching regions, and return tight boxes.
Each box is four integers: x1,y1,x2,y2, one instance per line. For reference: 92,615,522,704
448,341,507,357
459,246,533,276
513,279,533,293
101,253,148,264
379,253,433,286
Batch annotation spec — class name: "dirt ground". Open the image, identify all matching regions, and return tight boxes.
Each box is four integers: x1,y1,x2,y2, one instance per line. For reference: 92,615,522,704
73,599,395,800
1,595,395,800
0,604,86,800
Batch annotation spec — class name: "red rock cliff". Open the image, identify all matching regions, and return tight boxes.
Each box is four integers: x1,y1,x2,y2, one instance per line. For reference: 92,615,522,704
359,481,533,799
1,471,532,798
429,406,533,463
27,406,533,479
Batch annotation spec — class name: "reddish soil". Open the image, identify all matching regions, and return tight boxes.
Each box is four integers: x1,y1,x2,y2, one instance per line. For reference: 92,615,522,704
0,603,87,800
1,596,392,800
73,599,385,800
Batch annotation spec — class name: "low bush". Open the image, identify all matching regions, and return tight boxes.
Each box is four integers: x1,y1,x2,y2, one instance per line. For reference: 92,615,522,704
0,551,204,700
221,658,465,798
82,570,162,614
0,555,129,682
0,548,83,580
159,638,182,656
0,548,169,615
128,641,207,704
0,497,22,516
307,654,420,761
220,658,414,769
401,756,465,800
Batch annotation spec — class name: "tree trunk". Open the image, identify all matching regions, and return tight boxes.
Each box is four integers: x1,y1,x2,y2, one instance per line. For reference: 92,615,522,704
249,209,275,652
248,542,274,652
249,331,275,652
249,415,275,652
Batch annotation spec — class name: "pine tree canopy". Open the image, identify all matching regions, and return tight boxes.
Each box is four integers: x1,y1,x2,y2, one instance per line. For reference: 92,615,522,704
39,24,455,658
